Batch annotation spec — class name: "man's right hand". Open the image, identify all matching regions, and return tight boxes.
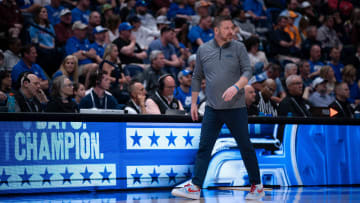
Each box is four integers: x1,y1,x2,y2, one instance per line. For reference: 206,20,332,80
191,103,198,121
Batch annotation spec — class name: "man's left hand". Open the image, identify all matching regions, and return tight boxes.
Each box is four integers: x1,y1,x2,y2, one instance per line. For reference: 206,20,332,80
222,86,238,102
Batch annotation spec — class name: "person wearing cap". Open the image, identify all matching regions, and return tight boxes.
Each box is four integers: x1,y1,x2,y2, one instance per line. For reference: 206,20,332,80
284,11,301,47
187,54,196,71
130,15,160,51
278,75,311,117
113,22,147,69
190,0,210,26
90,25,108,62
54,9,73,47
45,0,65,26
279,0,302,28
174,69,199,112
135,0,157,32
147,26,183,77
188,15,214,53
155,15,172,32
71,0,90,24
300,1,319,26
308,77,334,107
65,21,99,88
101,4,114,25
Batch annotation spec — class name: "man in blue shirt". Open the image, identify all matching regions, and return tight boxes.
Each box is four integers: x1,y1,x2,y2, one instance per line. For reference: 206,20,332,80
45,0,64,25
308,44,324,77
11,44,49,91
90,25,108,59
71,0,90,24
174,69,199,112
327,47,344,82
188,15,214,53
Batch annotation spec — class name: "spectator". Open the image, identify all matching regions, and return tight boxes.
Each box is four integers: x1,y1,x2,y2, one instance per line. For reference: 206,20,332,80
0,70,12,106
278,75,311,117
187,54,196,71
73,82,85,107
155,15,172,32
54,8,73,47
45,0,64,26
284,11,301,48
319,65,336,95
113,22,147,75
281,63,298,93
245,84,258,116
174,69,198,112
12,44,49,91
87,11,101,42
243,0,267,25
298,60,312,87
101,4,114,26
129,15,160,51
105,14,121,43
90,25,108,61
232,9,256,40
279,0,302,28
119,0,136,22
342,65,360,105
316,15,343,54
71,0,91,24
328,82,354,118
257,79,278,116
300,1,318,26
79,69,122,109
135,50,167,95
65,21,98,88
16,0,41,14
52,55,79,83
308,77,334,107
145,74,184,114
308,44,324,77
45,75,78,112
167,0,195,21
135,0,157,32
0,0,24,44
2,38,22,71
300,25,321,59
327,46,344,82
244,36,268,75
14,72,48,112
191,0,211,26
29,6,58,76
148,27,183,77
188,15,214,53
124,80,147,114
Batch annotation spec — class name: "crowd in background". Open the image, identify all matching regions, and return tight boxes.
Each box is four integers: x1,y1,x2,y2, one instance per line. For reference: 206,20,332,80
0,0,360,118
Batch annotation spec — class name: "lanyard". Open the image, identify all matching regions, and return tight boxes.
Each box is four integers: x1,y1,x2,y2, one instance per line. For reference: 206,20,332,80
90,91,107,109
290,97,308,117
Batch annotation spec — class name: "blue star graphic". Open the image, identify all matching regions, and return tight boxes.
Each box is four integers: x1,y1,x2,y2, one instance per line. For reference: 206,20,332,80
19,168,32,186
0,169,11,186
131,130,142,146
149,168,160,184
148,130,160,146
131,168,142,184
166,131,177,146
80,167,93,184
183,130,194,146
40,168,53,185
100,166,112,183
166,168,177,184
60,167,73,184
184,168,192,179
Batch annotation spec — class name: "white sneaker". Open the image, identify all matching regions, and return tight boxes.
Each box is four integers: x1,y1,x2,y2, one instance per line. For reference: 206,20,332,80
245,183,265,200
171,183,201,200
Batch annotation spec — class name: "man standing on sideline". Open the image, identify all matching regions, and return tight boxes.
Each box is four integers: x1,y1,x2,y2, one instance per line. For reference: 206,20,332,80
171,16,264,200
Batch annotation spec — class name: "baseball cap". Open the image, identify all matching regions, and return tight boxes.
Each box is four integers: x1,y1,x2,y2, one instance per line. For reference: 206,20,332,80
288,11,298,18
156,15,171,24
72,21,88,30
135,0,147,7
118,22,134,31
187,54,196,64
312,77,325,88
93,25,108,34
195,0,211,10
177,69,192,80
301,1,311,9
101,4,112,13
60,8,71,17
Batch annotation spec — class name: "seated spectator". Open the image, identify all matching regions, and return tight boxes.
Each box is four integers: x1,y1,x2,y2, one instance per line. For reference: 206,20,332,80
187,54,196,72
30,6,58,76
79,69,122,109
278,75,311,117
119,0,136,22
327,46,344,82
167,0,195,21
45,0,64,26
188,15,214,53
316,15,343,55
301,26,321,59
16,0,41,14
283,11,301,48
65,21,99,88
244,36,268,75
129,15,160,51
308,77,334,107
243,0,267,24
54,8,73,47
319,65,336,95
342,65,360,105
257,79,278,116
245,84,258,116
344,44,360,80
71,0,90,24
45,75,78,112
298,60,312,87
308,44,324,77
148,26,183,77
14,72,48,112
281,63,298,93
232,9,256,41
279,0,302,28
113,22,148,76
135,0,157,32
2,38,22,71
174,69,198,112
73,82,85,107
105,14,121,43
0,70,12,106
328,82,354,118
12,44,49,91
156,15,172,32
90,25,108,61
0,0,24,44
191,0,211,26
145,74,184,114
87,11,101,43
124,80,147,114
135,50,167,95
52,55,79,83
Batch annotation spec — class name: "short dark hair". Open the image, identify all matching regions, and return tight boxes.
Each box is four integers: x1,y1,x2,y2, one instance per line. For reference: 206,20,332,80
160,26,174,35
244,36,260,51
213,16,232,28
20,44,36,57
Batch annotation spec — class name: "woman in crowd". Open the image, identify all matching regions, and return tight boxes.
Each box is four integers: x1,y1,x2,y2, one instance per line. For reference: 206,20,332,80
45,75,78,113
342,65,360,105
52,55,79,83
319,65,337,95
73,82,86,107
105,14,121,43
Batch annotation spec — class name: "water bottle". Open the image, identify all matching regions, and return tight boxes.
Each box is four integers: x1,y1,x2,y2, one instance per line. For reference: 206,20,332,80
7,93,15,112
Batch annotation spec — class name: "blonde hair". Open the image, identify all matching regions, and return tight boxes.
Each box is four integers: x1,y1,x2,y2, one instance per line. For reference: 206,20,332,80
342,64,356,84
58,55,79,83
103,43,117,61
319,65,334,81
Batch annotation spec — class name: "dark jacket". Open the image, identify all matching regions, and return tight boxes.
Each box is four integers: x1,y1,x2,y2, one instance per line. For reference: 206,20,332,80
45,97,78,113
278,95,311,117
14,90,43,112
328,99,354,118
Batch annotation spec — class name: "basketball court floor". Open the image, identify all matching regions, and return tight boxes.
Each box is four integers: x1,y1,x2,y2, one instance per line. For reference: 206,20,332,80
1,186,359,202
